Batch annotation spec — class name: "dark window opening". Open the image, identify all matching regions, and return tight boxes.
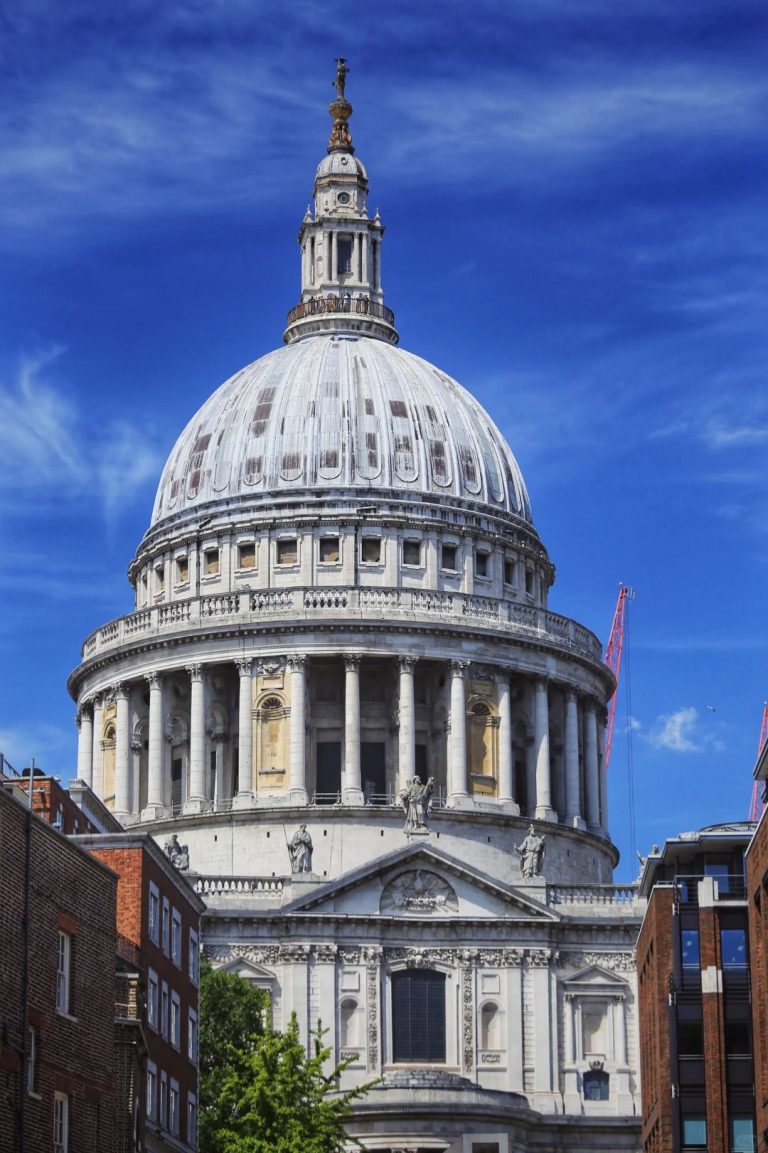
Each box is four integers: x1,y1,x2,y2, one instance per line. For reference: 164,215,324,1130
583,1070,609,1101
277,539,298,565
319,537,340,563
475,551,490,578
337,236,353,275
441,545,458,571
403,540,421,567
392,970,446,1063
360,538,381,564
316,742,341,799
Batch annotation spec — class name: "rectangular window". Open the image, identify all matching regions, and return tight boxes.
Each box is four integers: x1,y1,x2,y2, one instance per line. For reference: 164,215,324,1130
53,1092,69,1153
159,1070,168,1128
402,540,421,567
161,981,169,1039
721,927,748,969
146,1062,157,1120
170,992,181,1049
189,928,200,985
337,235,353,275
475,551,489,578
504,558,516,585
360,537,381,564
681,928,700,969
238,542,256,569
171,908,182,966
441,545,458,571
731,1116,756,1153
147,970,159,1031
319,536,340,563
188,1008,198,1065
392,969,446,1062
525,568,534,594
203,548,220,576
188,1093,198,1145
161,897,170,955
26,1027,37,1095
148,882,160,945
277,538,298,565
169,1080,180,1136
682,1116,707,1147
56,932,72,1015
175,556,189,584
155,564,165,592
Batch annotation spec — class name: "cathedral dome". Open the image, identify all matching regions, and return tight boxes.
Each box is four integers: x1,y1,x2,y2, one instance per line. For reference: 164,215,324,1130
150,334,533,528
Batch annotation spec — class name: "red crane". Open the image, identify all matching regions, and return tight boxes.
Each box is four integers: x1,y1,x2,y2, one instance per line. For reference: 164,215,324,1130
603,585,635,770
748,702,768,822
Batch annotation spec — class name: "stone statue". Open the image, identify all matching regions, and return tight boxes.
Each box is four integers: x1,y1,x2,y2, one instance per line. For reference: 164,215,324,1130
164,833,190,872
289,824,313,873
516,825,545,878
398,775,435,833
333,57,349,100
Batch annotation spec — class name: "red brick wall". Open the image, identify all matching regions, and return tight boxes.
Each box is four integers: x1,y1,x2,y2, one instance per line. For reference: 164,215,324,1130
638,886,675,1153
19,776,99,835
747,815,768,1144
0,788,117,1153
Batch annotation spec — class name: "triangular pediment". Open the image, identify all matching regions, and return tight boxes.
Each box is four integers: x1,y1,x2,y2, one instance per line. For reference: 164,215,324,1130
216,956,276,984
281,843,559,921
562,964,629,992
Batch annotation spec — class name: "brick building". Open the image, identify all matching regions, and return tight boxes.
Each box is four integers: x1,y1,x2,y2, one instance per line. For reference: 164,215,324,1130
746,785,768,1152
76,832,206,1153
637,823,755,1153
0,775,118,1153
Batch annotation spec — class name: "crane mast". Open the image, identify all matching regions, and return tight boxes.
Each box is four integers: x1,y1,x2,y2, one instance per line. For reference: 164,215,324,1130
603,584,635,770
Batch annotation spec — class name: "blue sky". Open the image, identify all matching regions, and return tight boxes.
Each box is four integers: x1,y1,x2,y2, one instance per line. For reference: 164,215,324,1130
1,1,766,880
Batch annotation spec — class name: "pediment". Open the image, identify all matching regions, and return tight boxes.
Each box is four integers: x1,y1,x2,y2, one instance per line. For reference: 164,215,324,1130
561,964,629,993
281,843,558,921
215,957,276,984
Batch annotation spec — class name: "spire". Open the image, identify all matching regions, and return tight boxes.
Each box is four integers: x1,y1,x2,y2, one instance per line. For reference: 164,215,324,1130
328,57,354,154
283,61,398,347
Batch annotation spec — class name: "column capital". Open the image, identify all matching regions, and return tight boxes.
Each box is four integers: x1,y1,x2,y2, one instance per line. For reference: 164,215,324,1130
130,738,142,754
534,677,549,693
113,681,128,700
288,654,307,672
186,663,204,681
344,653,362,671
235,657,253,677
145,671,163,690
398,655,417,673
565,688,578,704
450,659,469,676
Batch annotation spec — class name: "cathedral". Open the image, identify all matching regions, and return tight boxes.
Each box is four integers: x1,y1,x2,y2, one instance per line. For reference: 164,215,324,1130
68,61,643,1152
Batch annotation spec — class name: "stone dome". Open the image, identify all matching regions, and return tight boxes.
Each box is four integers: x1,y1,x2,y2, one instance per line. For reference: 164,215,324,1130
151,334,533,528
315,152,368,182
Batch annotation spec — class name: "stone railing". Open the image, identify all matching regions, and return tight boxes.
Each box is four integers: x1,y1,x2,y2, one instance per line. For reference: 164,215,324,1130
548,884,639,908
193,875,286,899
80,586,604,664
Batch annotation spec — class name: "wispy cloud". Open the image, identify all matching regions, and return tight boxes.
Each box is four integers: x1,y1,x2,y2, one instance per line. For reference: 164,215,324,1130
647,706,725,754
0,722,74,776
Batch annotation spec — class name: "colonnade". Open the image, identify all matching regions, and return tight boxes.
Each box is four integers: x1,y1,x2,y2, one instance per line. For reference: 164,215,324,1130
74,654,607,833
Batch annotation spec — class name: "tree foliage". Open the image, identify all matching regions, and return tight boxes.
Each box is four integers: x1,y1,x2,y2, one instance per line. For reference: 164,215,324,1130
199,963,373,1153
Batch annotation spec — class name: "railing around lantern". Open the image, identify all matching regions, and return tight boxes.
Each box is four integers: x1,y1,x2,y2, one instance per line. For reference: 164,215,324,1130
286,296,395,327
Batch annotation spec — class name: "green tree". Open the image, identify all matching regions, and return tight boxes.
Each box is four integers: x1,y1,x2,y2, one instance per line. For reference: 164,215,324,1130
199,963,373,1153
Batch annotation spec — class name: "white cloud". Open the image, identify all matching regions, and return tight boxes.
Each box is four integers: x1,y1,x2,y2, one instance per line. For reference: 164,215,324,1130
648,706,701,753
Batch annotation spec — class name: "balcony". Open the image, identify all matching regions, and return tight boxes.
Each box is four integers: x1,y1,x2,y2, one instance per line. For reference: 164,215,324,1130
286,295,395,328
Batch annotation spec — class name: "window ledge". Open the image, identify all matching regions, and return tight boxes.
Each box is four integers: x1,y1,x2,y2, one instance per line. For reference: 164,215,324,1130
27,1090,42,1101
55,1010,78,1024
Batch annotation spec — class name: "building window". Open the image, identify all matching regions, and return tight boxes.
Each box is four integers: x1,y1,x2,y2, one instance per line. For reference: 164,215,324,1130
441,544,458,571
148,882,160,945
188,1008,198,1065
402,540,421,567
146,1062,157,1120
161,897,170,955
155,564,165,594
681,1116,707,1148
161,981,169,1039
475,550,489,578
203,548,220,576
171,991,181,1049
525,568,534,594
159,1071,168,1129
681,928,700,969
504,558,516,585
175,556,189,584
731,1116,756,1153
187,1093,198,1145
337,234,353,274
147,970,159,1031
360,537,381,564
721,927,748,970
583,1070,610,1101
391,969,446,1063
189,928,200,985
26,1027,37,1095
276,538,298,565
53,1092,69,1153
56,931,72,1015
319,536,340,563
169,1079,180,1136
171,908,182,966
238,542,256,569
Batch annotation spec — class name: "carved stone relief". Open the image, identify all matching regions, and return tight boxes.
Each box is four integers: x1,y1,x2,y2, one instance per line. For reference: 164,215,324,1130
380,870,459,915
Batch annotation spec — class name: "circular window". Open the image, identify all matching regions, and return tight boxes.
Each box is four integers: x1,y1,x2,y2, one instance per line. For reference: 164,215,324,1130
337,192,351,205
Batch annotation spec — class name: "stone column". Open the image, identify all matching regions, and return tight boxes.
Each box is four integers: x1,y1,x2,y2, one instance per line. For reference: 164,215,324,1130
214,736,225,807
331,231,338,281
398,656,416,794
533,680,556,822
234,659,254,804
584,701,600,831
324,232,331,283
344,655,363,804
92,694,104,797
496,674,515,809
185,664,207,813
598,717,609,836
114,684,131,821
143,672,165,819
564,690,584,828
76,703,93,786
448,660,470,806
288,655,308,804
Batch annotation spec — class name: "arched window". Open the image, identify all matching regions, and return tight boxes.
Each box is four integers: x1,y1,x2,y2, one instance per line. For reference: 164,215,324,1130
472,701,491,717
391,969,446,1063
583,1070,610,1101
339,998,359,1048
480,1002,500,1050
